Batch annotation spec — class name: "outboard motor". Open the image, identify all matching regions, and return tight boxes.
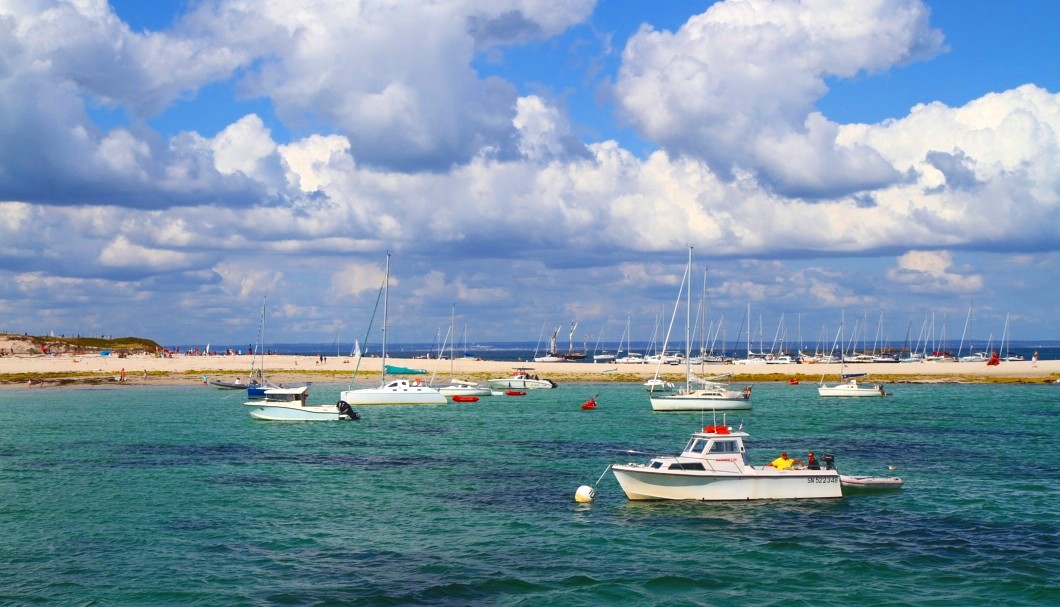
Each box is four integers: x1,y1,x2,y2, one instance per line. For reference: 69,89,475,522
821,453,836,471
336,400,360,420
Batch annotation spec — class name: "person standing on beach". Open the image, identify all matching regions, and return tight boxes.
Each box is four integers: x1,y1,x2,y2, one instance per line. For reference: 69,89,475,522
1032,351,1038,367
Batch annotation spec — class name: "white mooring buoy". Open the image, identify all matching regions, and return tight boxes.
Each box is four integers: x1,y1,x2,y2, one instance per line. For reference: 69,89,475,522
574,485,596,503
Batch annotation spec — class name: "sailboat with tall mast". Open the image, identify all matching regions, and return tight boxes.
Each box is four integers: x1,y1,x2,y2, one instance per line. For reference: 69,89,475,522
436,305,491,397
245,296,279,398
649,248,753,412
818,312,887,397
340,253,447,406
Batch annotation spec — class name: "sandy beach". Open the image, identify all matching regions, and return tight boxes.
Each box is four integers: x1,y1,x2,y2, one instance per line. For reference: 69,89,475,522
3,350,1058,387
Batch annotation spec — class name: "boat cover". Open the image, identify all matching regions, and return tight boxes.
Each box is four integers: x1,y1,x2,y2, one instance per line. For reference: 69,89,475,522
385,364,428,375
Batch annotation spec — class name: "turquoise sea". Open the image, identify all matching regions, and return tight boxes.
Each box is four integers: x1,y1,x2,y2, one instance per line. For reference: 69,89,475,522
1,381,1056,606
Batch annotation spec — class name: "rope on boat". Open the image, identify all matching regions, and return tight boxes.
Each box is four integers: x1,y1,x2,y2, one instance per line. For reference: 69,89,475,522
347,274,386,389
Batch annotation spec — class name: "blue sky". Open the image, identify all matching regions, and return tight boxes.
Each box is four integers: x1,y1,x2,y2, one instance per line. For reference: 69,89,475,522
0,0,1057,349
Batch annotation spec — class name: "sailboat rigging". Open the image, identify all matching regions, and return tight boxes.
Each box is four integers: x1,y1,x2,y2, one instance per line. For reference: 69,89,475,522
339,253,447,406
648,247,752,411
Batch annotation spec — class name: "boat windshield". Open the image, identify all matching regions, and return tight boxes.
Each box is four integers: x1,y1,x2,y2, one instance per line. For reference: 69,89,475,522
689,439,707,454
708,440,740,453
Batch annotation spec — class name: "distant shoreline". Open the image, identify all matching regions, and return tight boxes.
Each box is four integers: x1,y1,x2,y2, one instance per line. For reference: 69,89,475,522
3,352,1058,389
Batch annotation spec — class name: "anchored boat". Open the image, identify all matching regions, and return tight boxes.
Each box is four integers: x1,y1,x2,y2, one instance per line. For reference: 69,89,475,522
244,386,359,421
610,425,900,501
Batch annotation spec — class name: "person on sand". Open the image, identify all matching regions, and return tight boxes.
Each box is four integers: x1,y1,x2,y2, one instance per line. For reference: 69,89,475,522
1032,351,1038,367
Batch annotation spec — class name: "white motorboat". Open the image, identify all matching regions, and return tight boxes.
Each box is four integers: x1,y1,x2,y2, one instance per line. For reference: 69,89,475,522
486,367,556,390
244,386,359,421
643,377,675,392
611,425,843,501
437,378,491,397
817,375,886,397
340,254,447,406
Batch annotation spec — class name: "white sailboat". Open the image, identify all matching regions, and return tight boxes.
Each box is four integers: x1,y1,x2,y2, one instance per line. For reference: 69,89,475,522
245,296,281,398
339,253,447,406
818,313,887,398
649,248,752,412
614,317,645,364
436,305,491,397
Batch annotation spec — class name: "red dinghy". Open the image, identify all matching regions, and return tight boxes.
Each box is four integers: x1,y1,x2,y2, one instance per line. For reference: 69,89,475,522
505,390,527,396
581,394,598,409
788,378,800,385
451,395,479,403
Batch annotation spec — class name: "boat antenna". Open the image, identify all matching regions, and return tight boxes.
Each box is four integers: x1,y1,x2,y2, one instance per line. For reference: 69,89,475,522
346,261,387,389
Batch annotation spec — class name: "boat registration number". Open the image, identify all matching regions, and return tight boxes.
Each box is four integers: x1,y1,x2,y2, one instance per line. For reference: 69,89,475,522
807,476,838,484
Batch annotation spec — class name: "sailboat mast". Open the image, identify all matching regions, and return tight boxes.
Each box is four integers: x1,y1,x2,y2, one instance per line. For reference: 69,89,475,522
381,252,390,383
256,295,266,381
684,246,693,388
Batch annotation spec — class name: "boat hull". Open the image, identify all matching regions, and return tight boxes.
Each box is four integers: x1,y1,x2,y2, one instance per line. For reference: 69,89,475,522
244,402,353,421
817,385,885,397
612,465,842,500
650,393,752,411
437,385,492,397
340,387,447,405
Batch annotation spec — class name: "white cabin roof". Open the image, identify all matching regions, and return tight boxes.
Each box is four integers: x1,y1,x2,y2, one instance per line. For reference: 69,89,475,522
263,386,308,396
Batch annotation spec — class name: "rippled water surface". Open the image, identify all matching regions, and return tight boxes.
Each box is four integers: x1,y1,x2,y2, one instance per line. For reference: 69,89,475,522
1,381,1057,605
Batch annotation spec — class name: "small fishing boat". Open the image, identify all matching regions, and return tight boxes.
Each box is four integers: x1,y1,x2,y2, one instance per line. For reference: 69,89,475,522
505,390,527,396
451,395,479,403
788,378,800,385
610,424,901,501
611,425,843,501
244,386,360,421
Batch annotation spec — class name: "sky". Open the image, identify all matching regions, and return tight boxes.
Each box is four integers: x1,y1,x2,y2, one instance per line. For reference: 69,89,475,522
1,0,1058,350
